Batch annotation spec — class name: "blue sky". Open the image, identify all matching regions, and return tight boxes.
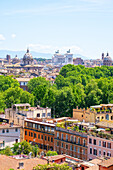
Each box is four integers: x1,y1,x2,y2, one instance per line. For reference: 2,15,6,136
0,0,113,59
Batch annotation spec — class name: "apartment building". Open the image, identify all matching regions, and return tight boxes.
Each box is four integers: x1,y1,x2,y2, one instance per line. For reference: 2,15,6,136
0,122,21,149
5,104,51,127
54,127,87,160
88,135,113,160
24,118,55,153
15,78,32,91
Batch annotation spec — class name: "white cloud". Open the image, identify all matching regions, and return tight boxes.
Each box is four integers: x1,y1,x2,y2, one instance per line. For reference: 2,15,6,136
11,34,16,39
0,34,5,41
29,43,82,54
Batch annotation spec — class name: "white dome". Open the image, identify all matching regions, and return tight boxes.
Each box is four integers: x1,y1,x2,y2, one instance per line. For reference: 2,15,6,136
23,49,33,61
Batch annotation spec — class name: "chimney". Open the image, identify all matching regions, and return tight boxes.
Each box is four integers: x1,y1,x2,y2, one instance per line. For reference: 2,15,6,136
18,162,24,169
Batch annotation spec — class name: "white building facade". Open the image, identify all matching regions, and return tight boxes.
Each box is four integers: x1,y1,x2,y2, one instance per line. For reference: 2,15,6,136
0,124,21,149
52,50,73,66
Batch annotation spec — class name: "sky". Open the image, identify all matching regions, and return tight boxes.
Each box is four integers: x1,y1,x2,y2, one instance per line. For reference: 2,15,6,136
0,0,113,59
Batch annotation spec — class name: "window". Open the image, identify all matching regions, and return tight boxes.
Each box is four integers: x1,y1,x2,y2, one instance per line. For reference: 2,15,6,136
74,137,76,143
99,149,101,156
29,132,30,136
61,133,63,140
6,129,9,133
107,142,111,148
48,127,50,132
16,139,18,143
93,149,97,155
66,134,68,141
45,126,47,131
51,138,53,142
70,145,72,151
42,113,46,117
15,128,18,132
3,141,5,147
107,152,111,157
103,151,106,156
78,138,80,144
99,141,101,146
45,136,47,141
93,139,96,145
48,137,50,141
103,141,106,147
83,149,85,155
38,125,40,129
57,132,59,139
37,113,40,117
89,138,92,144
47,113,51,117
74,146,76,152
33,124,35,129
41,126,45,131
41,135,43,140
31,132,33,137
66,144,68,149
90,147,92,154
25,131,27,135
29,123,32,128
83,139,85,146
61,143,63,148
78,147,80,153
51,127,54,132
70,136,73,142
35,124,37,129
57,141,59,146
2,129,5,133
34,133,36,138
38,134,40,139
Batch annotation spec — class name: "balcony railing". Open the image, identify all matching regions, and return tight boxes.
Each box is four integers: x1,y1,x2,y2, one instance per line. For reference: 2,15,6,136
55,127,87,138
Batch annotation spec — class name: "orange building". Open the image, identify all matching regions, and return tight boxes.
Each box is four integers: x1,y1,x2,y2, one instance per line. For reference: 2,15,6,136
24,118,55,153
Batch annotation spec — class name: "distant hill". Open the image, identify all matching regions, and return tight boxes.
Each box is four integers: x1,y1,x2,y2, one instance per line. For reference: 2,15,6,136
0,50,52,59
0,50,87,60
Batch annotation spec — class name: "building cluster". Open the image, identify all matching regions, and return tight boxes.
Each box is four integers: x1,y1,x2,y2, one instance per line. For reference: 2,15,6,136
1,103,113,169
0,50,112,84
0,49,60,84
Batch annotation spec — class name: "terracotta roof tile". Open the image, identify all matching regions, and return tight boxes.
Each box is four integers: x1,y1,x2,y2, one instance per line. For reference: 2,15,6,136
0,155,47,170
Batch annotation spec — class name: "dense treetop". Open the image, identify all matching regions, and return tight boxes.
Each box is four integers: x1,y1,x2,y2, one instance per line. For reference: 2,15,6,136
1,65,113,117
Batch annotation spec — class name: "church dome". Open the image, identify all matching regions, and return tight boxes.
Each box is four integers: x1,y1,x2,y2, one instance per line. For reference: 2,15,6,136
12,55,20,64
103,53,112,66
23,49,33,65
23,49,33,61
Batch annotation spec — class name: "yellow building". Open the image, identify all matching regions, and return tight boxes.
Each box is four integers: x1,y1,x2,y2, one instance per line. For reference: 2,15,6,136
73,104,113,123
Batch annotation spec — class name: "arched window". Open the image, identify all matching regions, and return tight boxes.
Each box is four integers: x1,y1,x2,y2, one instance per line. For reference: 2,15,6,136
106,114,109,120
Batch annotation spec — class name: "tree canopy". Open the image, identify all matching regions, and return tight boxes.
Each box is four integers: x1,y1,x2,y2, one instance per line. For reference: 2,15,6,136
1,65,113,117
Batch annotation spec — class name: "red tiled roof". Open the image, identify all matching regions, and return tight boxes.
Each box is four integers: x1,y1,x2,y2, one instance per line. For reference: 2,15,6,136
0,155,47,170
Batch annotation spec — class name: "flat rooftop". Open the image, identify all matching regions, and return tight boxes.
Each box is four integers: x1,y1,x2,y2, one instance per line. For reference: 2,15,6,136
0,123,21,129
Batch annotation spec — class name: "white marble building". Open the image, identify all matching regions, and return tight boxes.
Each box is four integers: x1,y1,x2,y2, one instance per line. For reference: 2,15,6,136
52,49,73,66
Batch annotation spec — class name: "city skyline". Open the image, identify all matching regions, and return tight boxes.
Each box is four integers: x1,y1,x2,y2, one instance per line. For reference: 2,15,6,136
0,0,113,59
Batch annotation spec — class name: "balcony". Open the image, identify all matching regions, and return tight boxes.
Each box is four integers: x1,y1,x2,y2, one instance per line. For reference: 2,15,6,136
96,110,111,114
55,127,87,138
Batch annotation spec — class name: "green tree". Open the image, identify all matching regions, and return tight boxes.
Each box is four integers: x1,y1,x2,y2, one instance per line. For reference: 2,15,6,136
27,77,50,106
46,151,58,156
33,163,72,170
0,75,19,92
0,92,6,111
32,145,40,157
4,87,34,108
